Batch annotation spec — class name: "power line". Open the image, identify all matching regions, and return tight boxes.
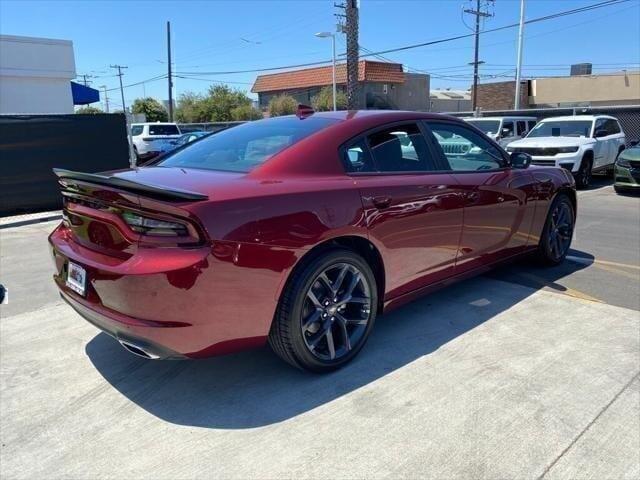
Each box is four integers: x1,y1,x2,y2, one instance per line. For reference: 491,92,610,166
174,0,631,77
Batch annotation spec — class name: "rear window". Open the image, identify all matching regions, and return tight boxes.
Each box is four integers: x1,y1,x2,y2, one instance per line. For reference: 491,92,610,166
148,124,180,136
157,116,339,173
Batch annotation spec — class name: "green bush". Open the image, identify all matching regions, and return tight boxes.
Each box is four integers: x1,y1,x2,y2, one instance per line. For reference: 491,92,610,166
230,104,263,121
131,97,168,122
75,105,103,114
312,86,347,111
268,95,297,117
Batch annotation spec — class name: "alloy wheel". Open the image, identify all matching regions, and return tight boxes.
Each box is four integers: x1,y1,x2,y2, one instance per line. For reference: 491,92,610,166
301,263,372,361
547,201,574,261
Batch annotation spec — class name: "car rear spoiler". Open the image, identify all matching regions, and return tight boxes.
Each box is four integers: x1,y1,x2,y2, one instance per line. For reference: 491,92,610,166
53,168,209,202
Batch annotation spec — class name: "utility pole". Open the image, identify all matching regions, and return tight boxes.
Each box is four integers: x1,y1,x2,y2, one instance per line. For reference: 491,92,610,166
167,21,174,122
339,0,359,110
514,0,526,110
110,64,135,166
464,0,494,111
79,74,95,86
100,85,109,113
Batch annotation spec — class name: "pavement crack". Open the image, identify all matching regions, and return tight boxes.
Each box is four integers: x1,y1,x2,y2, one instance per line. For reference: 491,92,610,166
536,370,640,480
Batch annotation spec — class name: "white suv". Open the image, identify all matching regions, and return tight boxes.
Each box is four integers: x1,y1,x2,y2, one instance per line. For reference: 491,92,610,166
131,123,182,161
464,116,537,147
506,115,626,189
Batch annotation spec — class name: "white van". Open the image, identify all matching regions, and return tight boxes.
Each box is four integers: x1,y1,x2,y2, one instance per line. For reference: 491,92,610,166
464,116,537,147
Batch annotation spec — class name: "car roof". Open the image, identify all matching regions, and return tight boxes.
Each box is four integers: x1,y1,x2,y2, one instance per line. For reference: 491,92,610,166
465,116,537,120
538,115,616,122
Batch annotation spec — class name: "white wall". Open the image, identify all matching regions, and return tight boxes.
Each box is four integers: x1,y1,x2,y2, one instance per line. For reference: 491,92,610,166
0,35,76,114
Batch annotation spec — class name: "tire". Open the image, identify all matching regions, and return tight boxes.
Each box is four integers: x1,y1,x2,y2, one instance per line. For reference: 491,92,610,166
574,154,592,189
536,193,575,266
269,248,378,373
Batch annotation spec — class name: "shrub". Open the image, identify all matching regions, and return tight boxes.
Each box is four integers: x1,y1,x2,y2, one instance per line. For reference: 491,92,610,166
230,104,263,121
312,86,348,111
268,95,297,117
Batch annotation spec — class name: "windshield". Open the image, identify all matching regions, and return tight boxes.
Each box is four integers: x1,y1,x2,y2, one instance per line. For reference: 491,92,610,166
157,116,340,172
527,120,593,138
466,120,501,135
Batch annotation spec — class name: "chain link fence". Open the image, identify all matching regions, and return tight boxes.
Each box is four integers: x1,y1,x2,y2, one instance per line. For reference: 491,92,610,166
178,121,246,133
446,105,640,147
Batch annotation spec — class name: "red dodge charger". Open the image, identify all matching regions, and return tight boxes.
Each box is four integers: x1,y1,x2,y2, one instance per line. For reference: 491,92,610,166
49,110,576,372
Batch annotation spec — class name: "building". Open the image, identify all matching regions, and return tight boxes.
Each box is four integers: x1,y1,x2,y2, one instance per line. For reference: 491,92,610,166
251,60,430,111
430,89,471,112
473,71,640,111
0,34,98,114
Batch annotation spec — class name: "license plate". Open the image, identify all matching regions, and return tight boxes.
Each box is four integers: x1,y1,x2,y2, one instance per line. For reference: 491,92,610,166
66,262,86,296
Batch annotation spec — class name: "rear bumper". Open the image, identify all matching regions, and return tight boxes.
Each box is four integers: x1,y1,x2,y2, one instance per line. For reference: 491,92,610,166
60,290,185,359
49,224,291,359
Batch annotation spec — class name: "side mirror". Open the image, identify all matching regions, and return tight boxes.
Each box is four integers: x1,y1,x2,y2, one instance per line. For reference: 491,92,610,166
629,139,639,147
510,152,531,169
594,129,608,138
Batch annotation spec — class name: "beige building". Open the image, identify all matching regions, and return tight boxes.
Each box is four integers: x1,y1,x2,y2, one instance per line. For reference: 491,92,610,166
530,72,640,107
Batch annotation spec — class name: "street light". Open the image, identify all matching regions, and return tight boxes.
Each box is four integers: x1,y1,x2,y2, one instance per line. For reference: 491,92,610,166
315,31,337,111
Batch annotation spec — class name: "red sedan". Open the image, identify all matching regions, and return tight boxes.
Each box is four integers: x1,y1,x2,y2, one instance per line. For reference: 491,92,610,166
49,110,576,372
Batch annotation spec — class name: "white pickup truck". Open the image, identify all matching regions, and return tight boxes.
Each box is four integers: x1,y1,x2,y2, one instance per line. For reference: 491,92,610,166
506,115,626,189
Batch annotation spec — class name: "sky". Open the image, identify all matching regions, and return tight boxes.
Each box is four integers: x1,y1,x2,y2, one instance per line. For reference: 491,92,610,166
1,0,639,111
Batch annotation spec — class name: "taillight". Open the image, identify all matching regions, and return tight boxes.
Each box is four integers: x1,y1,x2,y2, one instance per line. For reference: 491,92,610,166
122,211,188,237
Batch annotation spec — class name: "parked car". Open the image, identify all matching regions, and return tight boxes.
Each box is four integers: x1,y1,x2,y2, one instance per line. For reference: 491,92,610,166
614,143,640,193
166,131,212,152
50,110,576,372
506,115,626,189
464,116,537,147
131,122,182,160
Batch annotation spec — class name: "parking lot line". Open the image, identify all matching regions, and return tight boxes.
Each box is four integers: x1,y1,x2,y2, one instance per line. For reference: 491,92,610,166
514,272,603,304
566,255,640,271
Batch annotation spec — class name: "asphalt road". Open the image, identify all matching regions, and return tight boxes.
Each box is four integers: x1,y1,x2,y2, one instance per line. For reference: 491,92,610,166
1,180,638,479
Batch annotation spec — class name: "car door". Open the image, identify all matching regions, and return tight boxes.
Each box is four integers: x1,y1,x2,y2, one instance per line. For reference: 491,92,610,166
592,118,610,168
605,119,625,163
343,122,465,299
424,120,537,272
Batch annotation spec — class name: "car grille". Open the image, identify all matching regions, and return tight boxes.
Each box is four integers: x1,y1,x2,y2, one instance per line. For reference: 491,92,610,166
511,147,566,156
531,159,557,166
440,143,470,154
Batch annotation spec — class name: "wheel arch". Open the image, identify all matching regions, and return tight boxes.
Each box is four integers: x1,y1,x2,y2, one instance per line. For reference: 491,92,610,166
277,235,387,314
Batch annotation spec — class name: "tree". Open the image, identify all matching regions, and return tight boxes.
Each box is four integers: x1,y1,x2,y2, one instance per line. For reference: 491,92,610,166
175,92,208,123
230,104,263,121
268,95,297,117
131,97,168,122
75,105,103,114
174,86,255,123
205,85,253,122
311,86,348,111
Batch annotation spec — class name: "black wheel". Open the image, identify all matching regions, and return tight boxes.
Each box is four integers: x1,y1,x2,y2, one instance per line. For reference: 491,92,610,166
269,249,378,373
536,194,575,266
575,155,592,189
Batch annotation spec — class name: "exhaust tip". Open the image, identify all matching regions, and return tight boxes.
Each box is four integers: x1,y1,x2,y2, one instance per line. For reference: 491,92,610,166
119,339,161,359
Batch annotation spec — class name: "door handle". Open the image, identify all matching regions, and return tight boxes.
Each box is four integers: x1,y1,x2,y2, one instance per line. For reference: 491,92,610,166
372,196,392,209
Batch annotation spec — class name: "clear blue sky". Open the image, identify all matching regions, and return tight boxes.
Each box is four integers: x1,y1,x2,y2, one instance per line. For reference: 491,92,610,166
1,0,639,111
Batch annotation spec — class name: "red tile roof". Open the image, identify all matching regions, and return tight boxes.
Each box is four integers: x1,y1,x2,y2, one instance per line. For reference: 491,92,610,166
251,60,405,93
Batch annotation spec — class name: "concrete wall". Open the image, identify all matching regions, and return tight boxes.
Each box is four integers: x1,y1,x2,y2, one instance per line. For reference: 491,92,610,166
430,98,472,113
0,35,76,114
531,73,640,107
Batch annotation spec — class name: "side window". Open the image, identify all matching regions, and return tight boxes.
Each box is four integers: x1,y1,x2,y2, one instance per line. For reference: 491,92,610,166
502,121,515,137
367,123,437,172
426,122,506,172
343,139,375,173
517,121,527,136
131,126,143,136
528,121,536,132
594,118,606,137
605,119,621,135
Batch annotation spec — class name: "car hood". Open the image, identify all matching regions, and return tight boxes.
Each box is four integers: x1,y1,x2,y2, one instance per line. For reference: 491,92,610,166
509,136,594,148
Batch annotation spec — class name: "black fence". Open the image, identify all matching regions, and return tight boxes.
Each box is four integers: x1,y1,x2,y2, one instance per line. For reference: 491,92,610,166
447,105,640,147
0,114,130,216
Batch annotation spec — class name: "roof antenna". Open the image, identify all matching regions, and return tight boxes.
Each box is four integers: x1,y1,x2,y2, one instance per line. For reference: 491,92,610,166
296,104,315,119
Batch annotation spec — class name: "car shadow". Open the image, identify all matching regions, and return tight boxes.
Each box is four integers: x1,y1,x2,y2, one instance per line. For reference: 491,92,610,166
85,250,594,430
